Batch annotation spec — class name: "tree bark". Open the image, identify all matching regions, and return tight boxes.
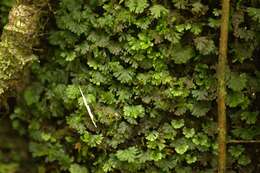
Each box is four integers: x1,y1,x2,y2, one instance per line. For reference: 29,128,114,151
0,1,41,96
217,0,230,173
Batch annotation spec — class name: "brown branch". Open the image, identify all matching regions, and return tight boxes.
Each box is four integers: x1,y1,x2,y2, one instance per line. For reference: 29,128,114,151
217,0,230,173
228,140,260,144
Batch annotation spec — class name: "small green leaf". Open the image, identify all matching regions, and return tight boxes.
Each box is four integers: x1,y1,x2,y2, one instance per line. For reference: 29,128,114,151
194,37,216,55
123,105,145,119
172,0,188,9
146,131,159,141
247,7,260,23
227,73,247,91
81,133,103,147
66,85,80,100
0,163,18,173
102,158,117,172
125,0,148,13
23,86,42,105
171,44,195,64
160,123,177,139
183,127,195,138
227,92,249,109
238,155,251,166
190,102,211,117
171,119,185,129
150,5,168,18
114,69,135,83
175,144,189,155
229,146,244,159
185,154,197,164
69,164,89,173
61,51,77,61
116,147,140,163
191,2,208,15
240,111,258,124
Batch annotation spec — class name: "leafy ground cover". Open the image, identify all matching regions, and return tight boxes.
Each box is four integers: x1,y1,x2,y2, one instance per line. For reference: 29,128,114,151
0,0,260,172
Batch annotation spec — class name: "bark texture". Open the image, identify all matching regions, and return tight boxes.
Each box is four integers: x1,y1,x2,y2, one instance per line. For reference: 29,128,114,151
217,0,230,173
0,3,40,96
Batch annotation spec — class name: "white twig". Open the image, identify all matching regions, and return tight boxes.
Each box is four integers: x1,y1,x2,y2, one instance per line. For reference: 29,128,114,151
79,86,97,128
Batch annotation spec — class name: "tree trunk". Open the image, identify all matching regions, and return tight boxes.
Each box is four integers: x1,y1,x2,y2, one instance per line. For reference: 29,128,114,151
0,1,41,96
217,0,230,173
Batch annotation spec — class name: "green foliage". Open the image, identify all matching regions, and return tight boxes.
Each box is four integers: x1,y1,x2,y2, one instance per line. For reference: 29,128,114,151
123,105,145,119
150,5,169,19
0,0,14,27
227,72,247,92
194,37,216,55
247,7,260,23
69,164,89,173
229,145,244,159
116,147,140,163
0,163,18,173
171,44,195,64
229,145,251,166
2,0,260,172
183,127,195,138
125,0,148,13
174,143,189,155
171,119,185,129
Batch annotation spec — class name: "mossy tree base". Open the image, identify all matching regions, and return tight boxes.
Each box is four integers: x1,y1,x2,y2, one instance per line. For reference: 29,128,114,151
0,4,40,96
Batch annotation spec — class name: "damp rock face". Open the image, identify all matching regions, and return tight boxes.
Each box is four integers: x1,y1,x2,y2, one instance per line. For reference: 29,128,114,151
0,4,40,96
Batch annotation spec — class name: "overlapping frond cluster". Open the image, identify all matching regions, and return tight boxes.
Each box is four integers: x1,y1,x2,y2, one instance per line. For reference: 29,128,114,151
7,0,260,172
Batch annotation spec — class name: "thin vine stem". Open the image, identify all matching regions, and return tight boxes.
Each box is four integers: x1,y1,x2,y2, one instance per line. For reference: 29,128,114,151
228,140,260,144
